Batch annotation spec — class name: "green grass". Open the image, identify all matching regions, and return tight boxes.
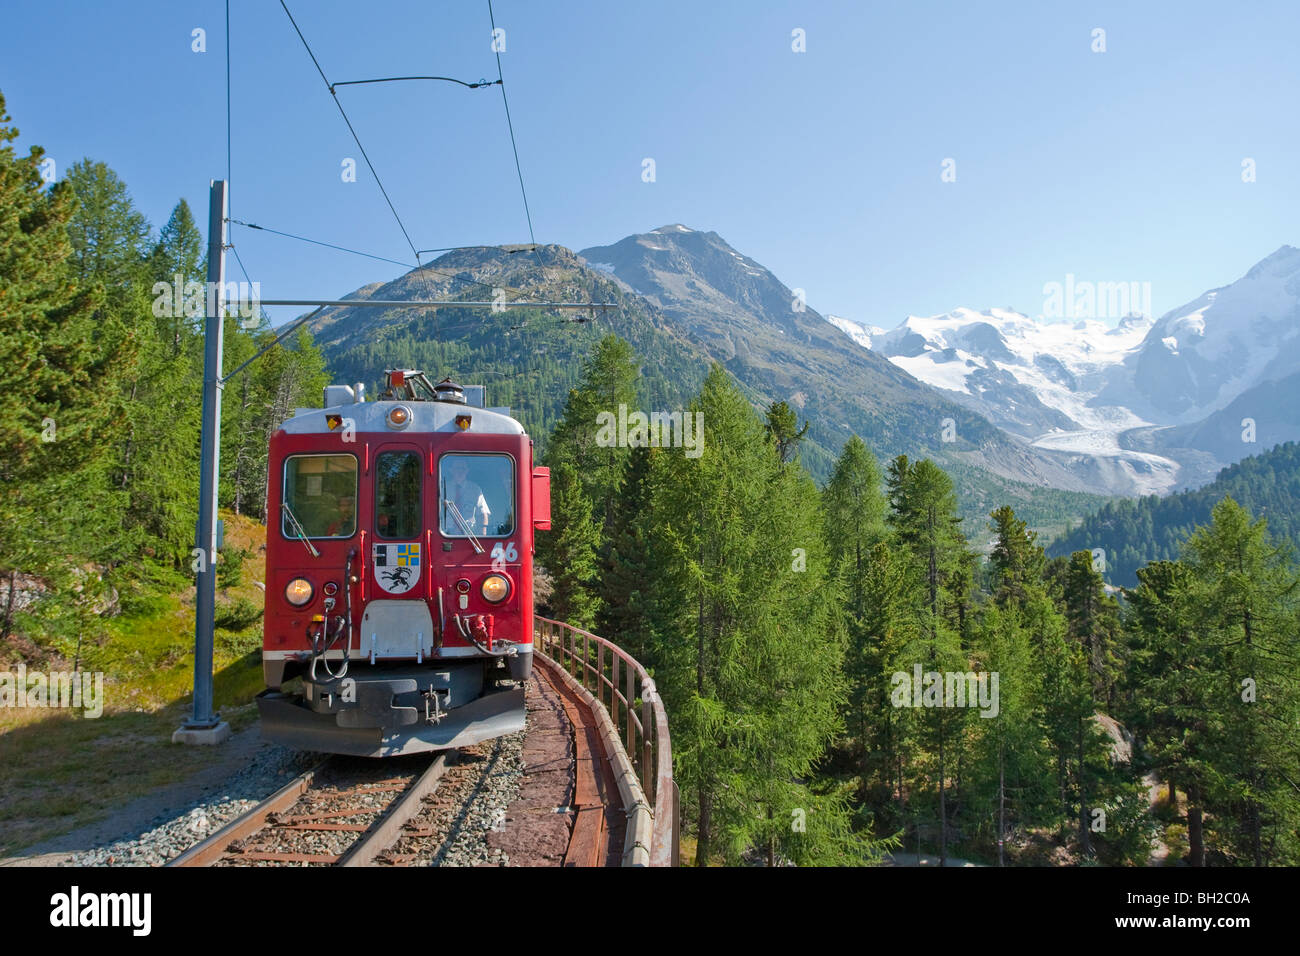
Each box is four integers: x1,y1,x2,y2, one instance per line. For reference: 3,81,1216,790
0,511,273,856
0,655,263,855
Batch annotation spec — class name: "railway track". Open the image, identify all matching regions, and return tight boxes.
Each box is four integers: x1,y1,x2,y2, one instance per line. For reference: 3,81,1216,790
170,666,625,867
169,753,454,867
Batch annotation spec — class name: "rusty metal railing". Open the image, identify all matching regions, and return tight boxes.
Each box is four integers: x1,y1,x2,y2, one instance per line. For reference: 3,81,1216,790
533,616,679,867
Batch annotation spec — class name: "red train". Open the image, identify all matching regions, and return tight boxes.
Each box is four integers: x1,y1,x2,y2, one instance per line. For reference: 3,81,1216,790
256,370,550,756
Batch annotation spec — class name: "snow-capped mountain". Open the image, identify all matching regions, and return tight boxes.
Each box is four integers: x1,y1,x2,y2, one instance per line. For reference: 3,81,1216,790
1112,245,1300,423
840,246,1300,495
825,314,883,350
870,307,1154,438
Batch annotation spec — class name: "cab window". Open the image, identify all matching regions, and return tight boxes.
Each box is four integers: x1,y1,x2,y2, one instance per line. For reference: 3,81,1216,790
282,454,358,539
375,450,421,539
439,454,514,538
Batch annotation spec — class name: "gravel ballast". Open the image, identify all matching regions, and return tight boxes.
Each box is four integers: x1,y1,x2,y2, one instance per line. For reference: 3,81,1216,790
62,745,319,867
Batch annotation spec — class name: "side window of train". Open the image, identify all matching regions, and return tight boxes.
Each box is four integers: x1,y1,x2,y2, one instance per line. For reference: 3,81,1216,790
375,450,421,539
438,454,515,538
282,454,358,539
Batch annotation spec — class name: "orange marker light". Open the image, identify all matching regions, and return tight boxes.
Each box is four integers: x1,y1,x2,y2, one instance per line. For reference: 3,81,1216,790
455,414,471,431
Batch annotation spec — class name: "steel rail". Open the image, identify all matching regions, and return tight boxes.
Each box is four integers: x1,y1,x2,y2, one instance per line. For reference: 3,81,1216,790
337,753,452,866
167,759,328,867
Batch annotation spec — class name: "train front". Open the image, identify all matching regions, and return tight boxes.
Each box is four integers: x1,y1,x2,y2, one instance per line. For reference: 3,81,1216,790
256,372,551,757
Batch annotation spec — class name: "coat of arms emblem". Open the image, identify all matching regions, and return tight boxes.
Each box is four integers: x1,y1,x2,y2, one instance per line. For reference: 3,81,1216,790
373,542,421,595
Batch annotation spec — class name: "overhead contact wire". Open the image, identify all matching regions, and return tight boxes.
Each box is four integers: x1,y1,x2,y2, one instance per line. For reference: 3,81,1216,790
487,0,543,274
278,0,421,263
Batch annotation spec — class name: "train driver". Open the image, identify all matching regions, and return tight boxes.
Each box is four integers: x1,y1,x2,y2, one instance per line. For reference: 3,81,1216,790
445,458,490,536
326,494,355,537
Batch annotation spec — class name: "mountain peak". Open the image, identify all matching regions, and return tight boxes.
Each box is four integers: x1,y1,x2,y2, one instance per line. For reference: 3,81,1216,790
1244,244,1300,280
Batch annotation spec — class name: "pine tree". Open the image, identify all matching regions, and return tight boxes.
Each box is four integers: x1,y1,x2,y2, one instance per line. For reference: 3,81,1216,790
988,505,1047,610
536,463,600,628
884,454,970,865
973,505,1060,862
594,445,657,664
0,94,129,633
222,325,329,519
64,162,198,563
1060,550,1122,707
822,435,892,795
765,399,809,464
971,602,1045,865
148,198,203,355
852,540,921,819
823,435,886,578
63,159,150,304
1036,618,1097,851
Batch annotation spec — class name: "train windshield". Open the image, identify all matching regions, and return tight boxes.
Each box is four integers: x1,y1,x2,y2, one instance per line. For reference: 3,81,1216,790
282,454,358,539
439,454,514,538
375,450,421,539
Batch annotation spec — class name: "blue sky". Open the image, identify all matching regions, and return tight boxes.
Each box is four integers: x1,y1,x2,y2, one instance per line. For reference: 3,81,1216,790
2,0,1297,327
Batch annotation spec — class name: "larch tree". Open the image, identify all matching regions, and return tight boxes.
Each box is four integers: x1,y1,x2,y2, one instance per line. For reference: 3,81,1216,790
1060,550,1122,707
822,436,893,792
884,454,969,866
1123,559,1215,865
646,364,863,866
1182,497,1300,865
544,333,638,530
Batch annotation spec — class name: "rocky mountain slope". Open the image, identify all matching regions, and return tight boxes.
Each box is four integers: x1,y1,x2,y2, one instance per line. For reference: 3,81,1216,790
302,234,1114,534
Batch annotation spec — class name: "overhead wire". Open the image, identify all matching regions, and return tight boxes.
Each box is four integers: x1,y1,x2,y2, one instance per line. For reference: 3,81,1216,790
226,217,536,304
278,0,421,263
330,75,501,92
486,0,544,273
225,0,232,219
228,218,416,270
224,1,266,332
256,2,602,339
274,1,538,310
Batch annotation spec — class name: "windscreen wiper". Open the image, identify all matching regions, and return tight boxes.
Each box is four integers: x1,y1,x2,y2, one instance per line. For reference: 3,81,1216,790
443,498,485,554
281,501,321,558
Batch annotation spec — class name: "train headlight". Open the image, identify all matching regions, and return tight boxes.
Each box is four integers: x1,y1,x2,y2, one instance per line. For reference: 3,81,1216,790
387,405,412,429
285,578,314,607
481,574,511,604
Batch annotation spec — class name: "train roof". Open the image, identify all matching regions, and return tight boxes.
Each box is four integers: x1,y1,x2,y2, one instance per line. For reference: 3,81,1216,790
282,374,526,436
281,400,526,436
280,371,527,436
